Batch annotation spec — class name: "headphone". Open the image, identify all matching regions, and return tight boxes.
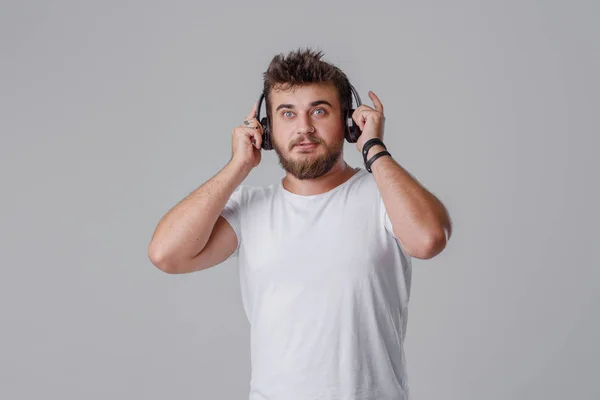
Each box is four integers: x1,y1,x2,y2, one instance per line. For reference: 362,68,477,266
256,82,363,150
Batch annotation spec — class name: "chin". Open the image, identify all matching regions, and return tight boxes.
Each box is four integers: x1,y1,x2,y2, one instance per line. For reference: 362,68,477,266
290,168,331,180
273,138,343,179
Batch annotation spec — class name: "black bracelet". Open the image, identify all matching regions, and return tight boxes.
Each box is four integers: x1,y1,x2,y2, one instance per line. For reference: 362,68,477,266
361,138,386,164
365,150,391,173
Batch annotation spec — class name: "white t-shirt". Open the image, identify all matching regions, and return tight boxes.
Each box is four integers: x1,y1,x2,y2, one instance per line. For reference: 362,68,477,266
220,167,413,400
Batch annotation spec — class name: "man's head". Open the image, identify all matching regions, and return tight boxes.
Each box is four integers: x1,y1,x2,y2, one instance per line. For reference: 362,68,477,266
262,48,353,180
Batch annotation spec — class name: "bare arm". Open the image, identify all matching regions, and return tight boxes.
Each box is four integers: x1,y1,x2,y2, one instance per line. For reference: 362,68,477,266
148,159,252,273
149,102,263,273
369,147,452,260
353,91,452,260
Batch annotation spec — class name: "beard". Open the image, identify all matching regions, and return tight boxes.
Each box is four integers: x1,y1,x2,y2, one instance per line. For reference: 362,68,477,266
272,134,344,180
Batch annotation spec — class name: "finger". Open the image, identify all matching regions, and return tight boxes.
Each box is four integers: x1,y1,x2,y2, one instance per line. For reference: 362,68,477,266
254,130,262,149
246,101,258,121
353,106,376,128
247,128,262,149
368,91,384,115
352,108,368,130
354,104,374,115
243,121,262,131
251,121,263,134
241,127,262,149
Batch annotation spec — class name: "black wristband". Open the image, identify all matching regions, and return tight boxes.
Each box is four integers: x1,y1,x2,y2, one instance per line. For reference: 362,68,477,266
361,138,386,163
365,150,391,173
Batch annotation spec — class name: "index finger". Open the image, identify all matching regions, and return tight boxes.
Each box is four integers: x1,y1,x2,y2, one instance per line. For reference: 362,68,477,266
368,91,384,115
246,101,258,121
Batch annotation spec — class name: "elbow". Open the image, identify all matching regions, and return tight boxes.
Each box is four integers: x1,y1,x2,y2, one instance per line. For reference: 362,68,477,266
407,230,448,260
148,243,178,274
418,217,452,259
424,231,448,259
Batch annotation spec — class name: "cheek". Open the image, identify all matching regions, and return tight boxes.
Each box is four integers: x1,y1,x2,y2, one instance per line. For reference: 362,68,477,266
272,132,294,152
322,118,345,140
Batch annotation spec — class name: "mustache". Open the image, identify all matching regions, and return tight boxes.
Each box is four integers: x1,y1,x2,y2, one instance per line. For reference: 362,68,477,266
289,136,322,149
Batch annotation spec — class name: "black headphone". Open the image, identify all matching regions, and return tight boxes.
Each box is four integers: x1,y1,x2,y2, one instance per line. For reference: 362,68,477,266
256,82,363,150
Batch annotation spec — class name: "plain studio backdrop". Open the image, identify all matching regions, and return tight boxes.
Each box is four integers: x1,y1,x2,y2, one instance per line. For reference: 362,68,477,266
1,1,598,399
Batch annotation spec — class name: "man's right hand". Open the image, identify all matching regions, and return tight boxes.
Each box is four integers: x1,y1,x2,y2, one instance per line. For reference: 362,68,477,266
231,101,264,171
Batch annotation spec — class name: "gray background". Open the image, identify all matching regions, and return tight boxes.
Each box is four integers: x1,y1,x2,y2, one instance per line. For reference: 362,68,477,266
1,1,598,399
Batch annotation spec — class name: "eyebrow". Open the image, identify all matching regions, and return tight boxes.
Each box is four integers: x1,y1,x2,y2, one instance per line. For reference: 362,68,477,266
275,100,333,111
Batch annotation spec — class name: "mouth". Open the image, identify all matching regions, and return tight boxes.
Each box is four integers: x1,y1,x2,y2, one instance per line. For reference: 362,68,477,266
295,142,319,149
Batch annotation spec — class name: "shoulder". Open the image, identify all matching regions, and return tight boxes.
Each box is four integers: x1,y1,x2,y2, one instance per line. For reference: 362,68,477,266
343,167,380,197
228,182,278,208
345,168,388,213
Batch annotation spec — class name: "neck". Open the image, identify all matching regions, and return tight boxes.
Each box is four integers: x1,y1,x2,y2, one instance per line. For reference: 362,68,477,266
282,158,358,196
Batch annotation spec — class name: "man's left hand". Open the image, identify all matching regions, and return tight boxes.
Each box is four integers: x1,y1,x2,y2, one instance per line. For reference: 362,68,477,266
352,90,386,154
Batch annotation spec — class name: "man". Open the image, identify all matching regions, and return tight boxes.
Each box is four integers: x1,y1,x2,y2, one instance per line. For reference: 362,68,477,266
148,48,452,400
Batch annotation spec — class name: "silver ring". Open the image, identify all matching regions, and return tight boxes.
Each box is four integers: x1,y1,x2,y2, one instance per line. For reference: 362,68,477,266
309,126,315,133
244,120,259,129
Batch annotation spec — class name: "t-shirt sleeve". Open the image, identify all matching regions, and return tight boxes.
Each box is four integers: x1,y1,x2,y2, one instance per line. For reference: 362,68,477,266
220,185,245,259
379,195,411,260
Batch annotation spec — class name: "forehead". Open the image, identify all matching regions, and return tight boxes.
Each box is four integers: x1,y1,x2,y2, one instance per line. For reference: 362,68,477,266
269,83,340,108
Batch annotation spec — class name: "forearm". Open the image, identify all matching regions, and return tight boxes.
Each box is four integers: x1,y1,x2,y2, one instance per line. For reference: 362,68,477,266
368,145,452,259
149,159,251,264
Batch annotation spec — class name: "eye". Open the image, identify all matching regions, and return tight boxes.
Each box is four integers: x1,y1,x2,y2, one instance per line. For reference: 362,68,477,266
283,111,294,118
313,108,325,116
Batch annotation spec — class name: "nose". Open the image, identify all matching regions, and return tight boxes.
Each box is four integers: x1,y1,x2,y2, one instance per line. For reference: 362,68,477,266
295,113,314,135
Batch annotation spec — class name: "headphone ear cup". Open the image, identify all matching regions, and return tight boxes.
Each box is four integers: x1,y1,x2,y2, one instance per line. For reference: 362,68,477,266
347,124,360,143
260,117,271,150
345,109,362,143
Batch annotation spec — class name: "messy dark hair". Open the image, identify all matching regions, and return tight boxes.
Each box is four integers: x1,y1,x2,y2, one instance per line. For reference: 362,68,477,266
262,48,353,124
